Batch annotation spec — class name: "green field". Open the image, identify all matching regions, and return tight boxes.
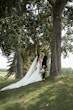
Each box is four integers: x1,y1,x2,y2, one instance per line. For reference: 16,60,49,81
0,73,73,110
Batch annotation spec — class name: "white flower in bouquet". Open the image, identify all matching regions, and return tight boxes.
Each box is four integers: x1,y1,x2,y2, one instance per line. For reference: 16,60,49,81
40,68,45,74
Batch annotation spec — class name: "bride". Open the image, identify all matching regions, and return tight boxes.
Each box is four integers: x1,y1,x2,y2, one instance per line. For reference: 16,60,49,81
0,53,43,91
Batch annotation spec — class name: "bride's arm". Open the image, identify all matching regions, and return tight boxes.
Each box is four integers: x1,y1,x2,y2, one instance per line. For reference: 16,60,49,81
38,58,42,69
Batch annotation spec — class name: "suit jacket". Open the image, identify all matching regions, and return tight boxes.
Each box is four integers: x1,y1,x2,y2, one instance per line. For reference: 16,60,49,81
42,55,47,68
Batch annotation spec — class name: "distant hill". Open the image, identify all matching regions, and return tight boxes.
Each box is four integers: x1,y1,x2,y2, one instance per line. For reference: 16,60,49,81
0,68,7,72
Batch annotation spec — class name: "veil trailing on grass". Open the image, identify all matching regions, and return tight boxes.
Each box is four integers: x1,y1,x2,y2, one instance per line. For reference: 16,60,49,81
0,56,38,91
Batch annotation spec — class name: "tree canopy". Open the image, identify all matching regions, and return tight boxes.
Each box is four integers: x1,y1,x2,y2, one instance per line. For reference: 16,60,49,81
0,0,73,78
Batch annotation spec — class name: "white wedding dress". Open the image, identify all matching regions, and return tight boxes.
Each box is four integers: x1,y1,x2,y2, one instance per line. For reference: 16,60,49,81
0,56,42,91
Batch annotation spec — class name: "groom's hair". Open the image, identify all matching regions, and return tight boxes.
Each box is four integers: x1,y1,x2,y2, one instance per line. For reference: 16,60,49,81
41,50,44,53
37,54,39,57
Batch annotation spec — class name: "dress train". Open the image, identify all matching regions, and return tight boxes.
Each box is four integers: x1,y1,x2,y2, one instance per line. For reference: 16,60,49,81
0,56,42,91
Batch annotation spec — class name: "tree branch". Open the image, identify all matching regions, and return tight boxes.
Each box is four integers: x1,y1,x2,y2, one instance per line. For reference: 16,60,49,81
56,0,68,13
48,0,56,6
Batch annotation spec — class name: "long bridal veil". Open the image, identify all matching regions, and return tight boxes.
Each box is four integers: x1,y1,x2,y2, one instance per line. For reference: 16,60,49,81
0,56,38,91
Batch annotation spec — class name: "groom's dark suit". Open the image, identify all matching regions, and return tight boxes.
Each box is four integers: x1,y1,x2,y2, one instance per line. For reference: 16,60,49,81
42,55,47,79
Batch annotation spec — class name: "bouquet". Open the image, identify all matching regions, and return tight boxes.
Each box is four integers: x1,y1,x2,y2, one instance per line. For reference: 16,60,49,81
40,68,45,74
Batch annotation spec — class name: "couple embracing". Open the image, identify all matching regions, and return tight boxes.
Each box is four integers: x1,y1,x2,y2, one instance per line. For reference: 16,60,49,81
0,51,47,91
38,51,47,80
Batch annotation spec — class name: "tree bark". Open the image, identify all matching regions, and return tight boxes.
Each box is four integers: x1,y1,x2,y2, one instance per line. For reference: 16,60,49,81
15,46,23,78
50,0,68,76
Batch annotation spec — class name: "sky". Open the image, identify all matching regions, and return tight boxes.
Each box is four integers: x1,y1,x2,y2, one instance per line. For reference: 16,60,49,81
0,49,73,69
0,50,8,69
61,53,73,69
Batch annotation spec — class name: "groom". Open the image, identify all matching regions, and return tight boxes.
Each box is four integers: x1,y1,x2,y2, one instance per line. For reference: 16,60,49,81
41,51,47,80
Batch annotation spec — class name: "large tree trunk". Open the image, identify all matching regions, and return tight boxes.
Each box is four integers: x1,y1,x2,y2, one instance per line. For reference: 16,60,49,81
50,0,67,77
50,8,61,76
15,46,23,78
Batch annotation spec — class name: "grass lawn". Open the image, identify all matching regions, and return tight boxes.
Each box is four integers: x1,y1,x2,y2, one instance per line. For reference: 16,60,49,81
0,73,73,110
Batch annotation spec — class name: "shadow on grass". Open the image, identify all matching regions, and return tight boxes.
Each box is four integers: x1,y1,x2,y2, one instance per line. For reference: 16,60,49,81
0,75,73,110
26,81,73,110
5,103,25,110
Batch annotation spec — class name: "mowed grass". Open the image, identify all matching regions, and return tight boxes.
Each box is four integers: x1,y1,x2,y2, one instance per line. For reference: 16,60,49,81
0,73,73,110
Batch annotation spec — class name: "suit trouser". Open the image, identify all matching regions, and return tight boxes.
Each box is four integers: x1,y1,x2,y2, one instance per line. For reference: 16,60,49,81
42,68,46,79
